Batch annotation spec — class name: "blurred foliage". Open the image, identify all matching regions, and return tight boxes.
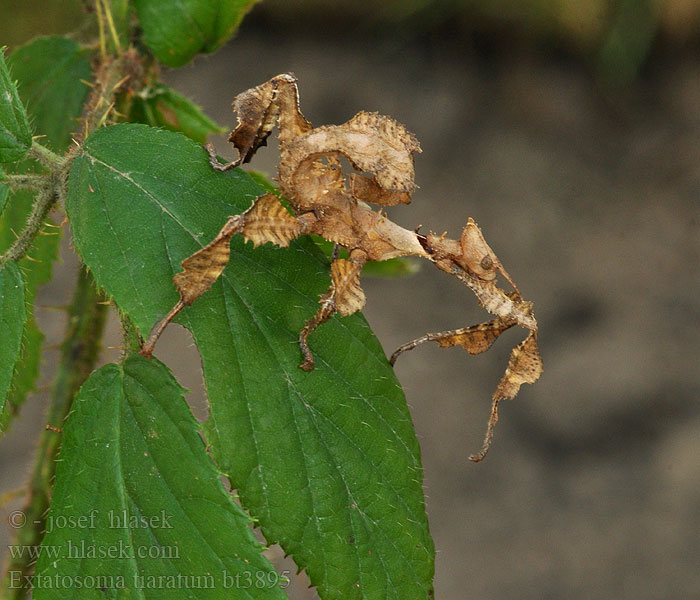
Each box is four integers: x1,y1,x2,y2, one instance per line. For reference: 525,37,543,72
0,0,85,50
3,0,700,83
261,0,700,83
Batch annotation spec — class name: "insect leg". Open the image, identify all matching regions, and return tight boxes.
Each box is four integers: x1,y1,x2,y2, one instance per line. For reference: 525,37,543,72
469,331,542,462
390,318,515,365
468,396,502,463
389,317,540,463
141,194,316,358
140,213,245,357
203,143,241,172
299,249,368,371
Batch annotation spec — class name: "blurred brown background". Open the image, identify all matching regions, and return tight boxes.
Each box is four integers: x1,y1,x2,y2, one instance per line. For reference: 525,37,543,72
1,1,700,598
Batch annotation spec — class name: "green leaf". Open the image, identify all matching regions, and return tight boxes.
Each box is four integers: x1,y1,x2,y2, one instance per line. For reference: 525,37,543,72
0,47,32,163
0,181,9,217
210,0,262,50
0,262,26,415
130,83,225,144
33,356,287,599
67,124,435,599
8,36,92,153
0,36,89,431
361,256,420,277
245,171,278,195
0,187,60,434
133,0,261,67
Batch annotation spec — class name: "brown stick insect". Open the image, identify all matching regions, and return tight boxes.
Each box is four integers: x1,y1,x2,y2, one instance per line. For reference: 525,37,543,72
140,74,543,462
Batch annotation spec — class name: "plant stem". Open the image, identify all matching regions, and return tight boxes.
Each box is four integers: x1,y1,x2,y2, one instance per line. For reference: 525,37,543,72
27,141,63,169
0,266,108,598
2,173,46,191
0,178,59,266
73,50,145,146
0,49,146,268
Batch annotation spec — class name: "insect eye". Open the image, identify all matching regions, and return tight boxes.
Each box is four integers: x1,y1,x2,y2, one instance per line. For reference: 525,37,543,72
480,255,494,271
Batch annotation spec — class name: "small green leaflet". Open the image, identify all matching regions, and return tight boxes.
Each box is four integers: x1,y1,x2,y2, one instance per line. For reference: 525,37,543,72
0,262,26,415
7,36,92,153
33,356,287,600
0,46,32,163
129,83,225,144
0,180,8,216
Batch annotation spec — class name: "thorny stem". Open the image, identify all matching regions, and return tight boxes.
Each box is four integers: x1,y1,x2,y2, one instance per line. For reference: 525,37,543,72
2,173,46,191
0,140,67,266
1,267,108,597
72,50,141,147
27,141,63,169
0,171,62,266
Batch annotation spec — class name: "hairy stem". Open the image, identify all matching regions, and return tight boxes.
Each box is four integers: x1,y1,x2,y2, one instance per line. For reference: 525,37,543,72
2,173,46,191
0,267,108,597
0,175,60,266
27,141,63,169
73,49,144,146
0,49,146,269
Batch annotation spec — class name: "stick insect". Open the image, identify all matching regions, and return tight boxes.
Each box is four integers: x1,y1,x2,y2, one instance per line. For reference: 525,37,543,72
140,74,542,462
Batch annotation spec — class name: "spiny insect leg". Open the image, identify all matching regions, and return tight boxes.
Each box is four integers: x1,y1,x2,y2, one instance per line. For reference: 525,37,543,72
141,194,315,358
470,332,542,462
468,396,501,463
140,299,186,358
389,317,539,463
299,292,337,371
299,249,367,371
390,318,514,365
140,214,245,357
203,142,241,172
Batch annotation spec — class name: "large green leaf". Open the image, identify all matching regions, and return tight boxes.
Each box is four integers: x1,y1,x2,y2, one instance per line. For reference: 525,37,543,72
67,124,435,599
0,36,91,431
133,0,261,67
0,47,31,163
33,356,287,599
8,36,92,152
0,262,26,415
